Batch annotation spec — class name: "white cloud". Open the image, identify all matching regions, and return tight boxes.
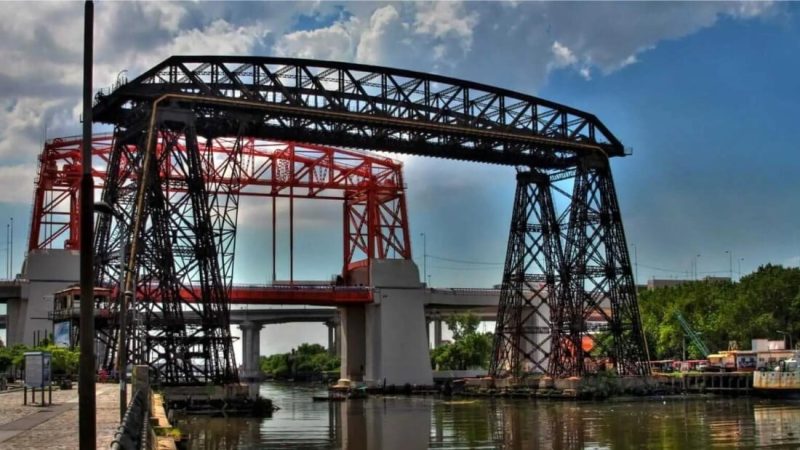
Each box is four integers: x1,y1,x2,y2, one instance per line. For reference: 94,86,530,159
733,1,775,19
355,5,405,65
0,164,36,203
140,2,188,32
0,0,779,218
551,41,578,67
275,17,361,61
537,2,776,77
163,19,267,56
412,1,478,51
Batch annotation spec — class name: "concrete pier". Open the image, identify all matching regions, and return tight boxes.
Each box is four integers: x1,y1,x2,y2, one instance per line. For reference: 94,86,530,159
240,320,264,381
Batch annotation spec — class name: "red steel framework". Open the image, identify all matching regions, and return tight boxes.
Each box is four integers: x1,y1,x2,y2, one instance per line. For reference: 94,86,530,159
29,134,411,281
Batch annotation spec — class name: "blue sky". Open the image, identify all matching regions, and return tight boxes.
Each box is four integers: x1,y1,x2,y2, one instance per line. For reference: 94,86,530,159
0,1,798,351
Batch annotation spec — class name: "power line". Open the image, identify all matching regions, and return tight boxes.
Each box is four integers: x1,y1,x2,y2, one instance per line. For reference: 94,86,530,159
429,265,502,271
427,255,731,276
637,262,732,276
427,254,503,266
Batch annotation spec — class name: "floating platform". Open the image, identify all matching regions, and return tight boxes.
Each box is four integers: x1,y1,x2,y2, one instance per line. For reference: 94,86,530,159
312,395,346,402
163,384,275,417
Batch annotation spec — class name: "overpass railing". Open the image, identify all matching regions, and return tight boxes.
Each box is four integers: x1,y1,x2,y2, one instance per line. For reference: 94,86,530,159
428,288,501,296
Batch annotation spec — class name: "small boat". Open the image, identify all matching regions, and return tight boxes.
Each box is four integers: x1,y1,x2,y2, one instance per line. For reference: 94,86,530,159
329,378,369,399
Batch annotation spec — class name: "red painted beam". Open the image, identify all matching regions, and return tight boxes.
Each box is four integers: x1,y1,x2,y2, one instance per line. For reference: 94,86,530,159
226,286,373,305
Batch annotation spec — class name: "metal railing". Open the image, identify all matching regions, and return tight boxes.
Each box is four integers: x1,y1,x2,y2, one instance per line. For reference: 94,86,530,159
428,288,502,296
110,389,149,450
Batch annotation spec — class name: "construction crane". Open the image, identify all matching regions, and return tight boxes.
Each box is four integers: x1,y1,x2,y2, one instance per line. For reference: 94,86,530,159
675,312,711,358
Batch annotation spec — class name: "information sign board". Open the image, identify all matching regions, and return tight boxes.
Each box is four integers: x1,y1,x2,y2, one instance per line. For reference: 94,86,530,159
24,352,51,388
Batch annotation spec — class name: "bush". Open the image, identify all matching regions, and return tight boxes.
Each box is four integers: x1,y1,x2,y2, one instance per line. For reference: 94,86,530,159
431,313,492,371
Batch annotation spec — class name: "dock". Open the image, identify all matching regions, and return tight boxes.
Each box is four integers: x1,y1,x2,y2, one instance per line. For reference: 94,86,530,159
660,372,754,394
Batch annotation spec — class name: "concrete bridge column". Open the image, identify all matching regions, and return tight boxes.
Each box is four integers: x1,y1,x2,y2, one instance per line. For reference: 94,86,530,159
433,319,443,349
334,318,341,358
363,260,433,386
239,321,263,381
520,305,550,373
240,323,251,375
340,305,366,381
326,320,335,356
425,318,431,345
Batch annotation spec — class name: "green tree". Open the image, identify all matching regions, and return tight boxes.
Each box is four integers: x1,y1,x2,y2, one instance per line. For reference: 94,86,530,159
38,345,79,376
639,264,800,360
431,312,492,370
0,343,79,377
259,343,340,379
0,352,12,373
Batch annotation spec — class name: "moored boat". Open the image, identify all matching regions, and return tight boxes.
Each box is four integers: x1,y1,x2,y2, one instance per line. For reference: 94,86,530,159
753,358,800,398
327,378,369,399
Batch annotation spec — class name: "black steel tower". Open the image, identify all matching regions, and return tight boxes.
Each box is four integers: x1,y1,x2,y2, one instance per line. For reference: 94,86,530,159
490,170,562,377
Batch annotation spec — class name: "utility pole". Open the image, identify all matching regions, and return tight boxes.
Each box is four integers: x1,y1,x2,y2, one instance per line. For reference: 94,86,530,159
79,1,96,449
725,250,732,281
694,254,701,280
420,232,427,287
9,217,12,279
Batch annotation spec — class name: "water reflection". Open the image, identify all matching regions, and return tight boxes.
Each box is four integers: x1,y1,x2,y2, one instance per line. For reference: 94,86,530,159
492,399,758,449
176,382,800,449
754,403,800,447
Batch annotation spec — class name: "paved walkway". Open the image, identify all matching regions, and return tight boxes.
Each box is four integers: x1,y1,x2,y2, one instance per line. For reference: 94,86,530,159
0,383,120,449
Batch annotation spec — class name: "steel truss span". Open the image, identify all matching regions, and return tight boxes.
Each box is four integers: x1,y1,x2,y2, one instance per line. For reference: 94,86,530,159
30,134,409,268
93,56,623,169
31,133,409,385
89,55,646,381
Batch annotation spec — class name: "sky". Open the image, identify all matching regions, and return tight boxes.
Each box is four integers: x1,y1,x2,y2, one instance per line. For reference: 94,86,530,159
0,1,798,353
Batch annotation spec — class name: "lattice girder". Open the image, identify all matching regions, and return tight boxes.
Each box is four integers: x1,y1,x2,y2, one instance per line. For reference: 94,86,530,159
93,56,624,169
490,170,562,377
548,156,650,377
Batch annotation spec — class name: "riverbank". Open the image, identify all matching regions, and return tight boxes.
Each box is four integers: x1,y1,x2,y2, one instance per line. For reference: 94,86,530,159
0,383,119,449
450,372,755,399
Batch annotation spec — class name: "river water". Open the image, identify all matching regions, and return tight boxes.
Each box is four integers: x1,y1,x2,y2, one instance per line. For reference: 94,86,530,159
176,382,800,449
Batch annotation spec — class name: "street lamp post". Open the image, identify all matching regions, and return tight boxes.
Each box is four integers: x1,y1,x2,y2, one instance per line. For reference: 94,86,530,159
79,1,96,448
420,232,427,287
5,223,8,279
725,250,732,281
694,254,702,280
9,217,12,279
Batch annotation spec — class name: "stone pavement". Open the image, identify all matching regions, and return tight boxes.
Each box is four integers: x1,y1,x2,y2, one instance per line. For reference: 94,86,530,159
0,383,120,449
